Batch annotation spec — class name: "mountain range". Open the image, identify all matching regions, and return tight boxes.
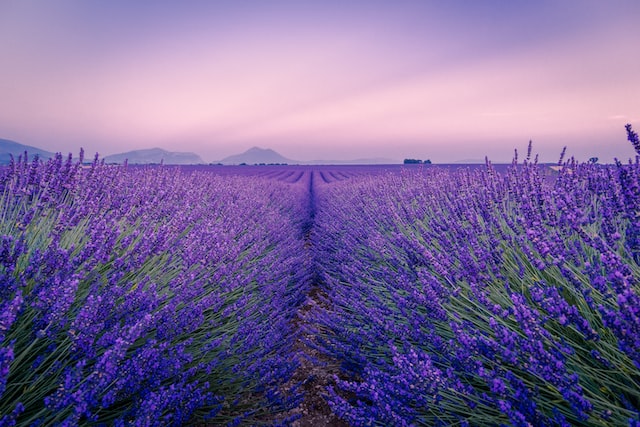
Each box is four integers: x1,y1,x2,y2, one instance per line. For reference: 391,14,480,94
0,138,54,163
1,138,399,165
217,146,396,165
0,139,205,165
219,147,292,164
103,148,204,164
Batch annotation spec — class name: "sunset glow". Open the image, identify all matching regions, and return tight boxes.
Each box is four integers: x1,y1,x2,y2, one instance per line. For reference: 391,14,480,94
1,1,639,162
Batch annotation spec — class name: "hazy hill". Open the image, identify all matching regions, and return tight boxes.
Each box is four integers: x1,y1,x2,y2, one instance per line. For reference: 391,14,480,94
104,148,204,164
220,147,293,164
0,138,54,163
218,147,398,165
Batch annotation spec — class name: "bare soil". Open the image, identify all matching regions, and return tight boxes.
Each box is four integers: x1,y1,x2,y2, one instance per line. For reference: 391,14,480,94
283,286,349,427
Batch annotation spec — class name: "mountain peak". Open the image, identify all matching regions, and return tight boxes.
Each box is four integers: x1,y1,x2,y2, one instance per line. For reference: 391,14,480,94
220,147,293,165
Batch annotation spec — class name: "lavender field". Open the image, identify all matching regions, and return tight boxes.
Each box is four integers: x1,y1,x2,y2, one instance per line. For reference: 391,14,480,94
1,135,640,426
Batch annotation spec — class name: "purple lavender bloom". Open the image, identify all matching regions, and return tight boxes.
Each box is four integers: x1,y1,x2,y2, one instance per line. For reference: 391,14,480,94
626,124,640,156
0,346,14,398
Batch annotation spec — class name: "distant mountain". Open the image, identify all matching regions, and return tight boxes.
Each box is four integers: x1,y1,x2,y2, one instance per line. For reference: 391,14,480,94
0,138,54,163
104,148,204,165
219,147,293,165
218,147,399,165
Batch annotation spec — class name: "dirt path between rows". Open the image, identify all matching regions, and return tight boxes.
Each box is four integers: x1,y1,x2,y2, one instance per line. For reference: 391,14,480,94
287,286,348,427
285,171,348,426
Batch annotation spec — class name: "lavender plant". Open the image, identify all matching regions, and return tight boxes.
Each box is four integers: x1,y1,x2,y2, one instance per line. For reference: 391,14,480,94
312,150,640,425
3,130,639,426
0,154,311,425
627,124,640,156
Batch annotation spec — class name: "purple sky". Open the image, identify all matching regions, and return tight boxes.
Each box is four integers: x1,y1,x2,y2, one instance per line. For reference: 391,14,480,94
1,1,639,163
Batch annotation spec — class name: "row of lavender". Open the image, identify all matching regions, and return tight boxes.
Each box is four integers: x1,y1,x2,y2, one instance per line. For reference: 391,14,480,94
312,149,640,425
0,153,312,425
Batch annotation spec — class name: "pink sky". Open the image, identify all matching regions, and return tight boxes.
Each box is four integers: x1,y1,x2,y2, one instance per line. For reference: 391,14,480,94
1,1,639,163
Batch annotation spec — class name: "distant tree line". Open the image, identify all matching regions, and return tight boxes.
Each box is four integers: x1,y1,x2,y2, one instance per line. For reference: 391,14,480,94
403,158,431,164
